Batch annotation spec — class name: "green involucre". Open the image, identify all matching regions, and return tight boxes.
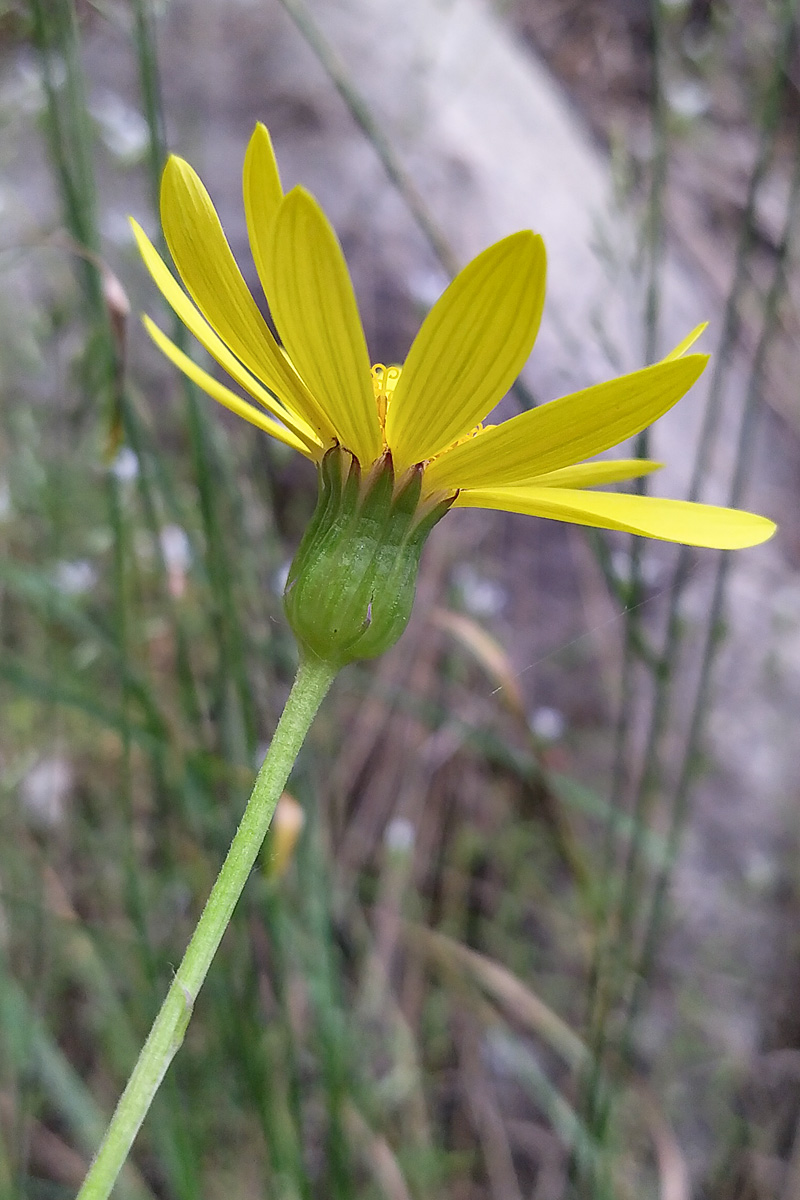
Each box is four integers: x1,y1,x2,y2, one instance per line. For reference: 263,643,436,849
284,446,452,667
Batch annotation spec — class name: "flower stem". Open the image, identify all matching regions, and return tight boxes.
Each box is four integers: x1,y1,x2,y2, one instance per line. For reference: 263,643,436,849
77,654,338,1200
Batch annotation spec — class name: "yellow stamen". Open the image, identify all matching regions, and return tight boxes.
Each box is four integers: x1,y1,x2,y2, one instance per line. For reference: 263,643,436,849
371,363,402,430
429,421,491,463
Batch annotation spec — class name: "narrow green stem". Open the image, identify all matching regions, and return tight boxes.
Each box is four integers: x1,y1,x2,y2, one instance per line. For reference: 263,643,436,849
77,655,338,1200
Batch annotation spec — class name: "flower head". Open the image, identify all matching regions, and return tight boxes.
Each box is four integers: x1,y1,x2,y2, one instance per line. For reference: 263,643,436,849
131,124,774,662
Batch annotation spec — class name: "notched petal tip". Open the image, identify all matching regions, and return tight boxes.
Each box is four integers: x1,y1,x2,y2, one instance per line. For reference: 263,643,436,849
664,323,709,361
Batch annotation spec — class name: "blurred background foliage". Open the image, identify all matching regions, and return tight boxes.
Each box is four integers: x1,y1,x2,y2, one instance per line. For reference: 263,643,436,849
0,0,798,1197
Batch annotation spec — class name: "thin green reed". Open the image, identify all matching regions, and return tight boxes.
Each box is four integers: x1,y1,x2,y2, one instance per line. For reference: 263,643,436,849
121,397,207,732
130,10,352,1197
0,1130,10,1199
607,0,668,836
130,0,262,766
627,93,800,1039
297,787,356,1200
574,0,671,1182
0,948,153,1200
106,468,155,976
580,0,798,1177
131,0,168,213
29,0,209,1192
604,0,669,898
31,0,155,965
221,890,312,1199
621,0,798,858
127,0,210,733
31,0,99,300
612,0,800,971
622,0,798,877
133,0,303,766
128,9,330,1193
30,0,154,959
261,887,316,1200
129,0,271,1148
605,140,800,1178
618,0,798,1021
278,0,460,279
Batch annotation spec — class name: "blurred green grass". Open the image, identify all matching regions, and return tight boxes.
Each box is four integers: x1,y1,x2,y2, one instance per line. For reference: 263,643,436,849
0,0,797,1197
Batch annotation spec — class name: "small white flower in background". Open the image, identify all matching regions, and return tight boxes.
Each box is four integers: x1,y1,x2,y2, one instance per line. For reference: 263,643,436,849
452,562,507,618
110,447,140,483
272,560,291,597
0,881,8,949
91,92,149,162
384,816,416,856
664,77,711,120
159,524,191,598
0,480,12,523
529,706,566,743
610,548,664,589
55,559,97,596
20,756,73,830
12,51,62,112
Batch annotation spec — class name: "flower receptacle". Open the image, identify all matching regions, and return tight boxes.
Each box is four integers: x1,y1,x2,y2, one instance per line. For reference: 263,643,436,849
284,446,453,668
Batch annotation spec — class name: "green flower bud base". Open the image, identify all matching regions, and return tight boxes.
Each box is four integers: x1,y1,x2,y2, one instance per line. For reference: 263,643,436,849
285,446,453,668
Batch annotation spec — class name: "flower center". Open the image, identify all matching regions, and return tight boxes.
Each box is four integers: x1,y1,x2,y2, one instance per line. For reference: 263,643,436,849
440,422,488,454
371,363,402,432
371,361,487,478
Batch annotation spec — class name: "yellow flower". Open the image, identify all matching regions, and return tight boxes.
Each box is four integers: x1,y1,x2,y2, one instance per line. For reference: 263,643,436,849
131,122,775,552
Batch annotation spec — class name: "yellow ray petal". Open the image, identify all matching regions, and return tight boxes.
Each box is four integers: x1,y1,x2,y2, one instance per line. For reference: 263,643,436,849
386,231,547,472
268,186,383,466
160,156,335,441
662,322,707,361
528,459,663,488
455,485,776,549
130,219,321,452
243,122,283,300
424,354,708,493
143,317,314,456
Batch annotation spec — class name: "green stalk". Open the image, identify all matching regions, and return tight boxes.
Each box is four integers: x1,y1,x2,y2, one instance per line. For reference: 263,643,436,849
575,4,670,1178
76,655,338,1200
627,98,800,1036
